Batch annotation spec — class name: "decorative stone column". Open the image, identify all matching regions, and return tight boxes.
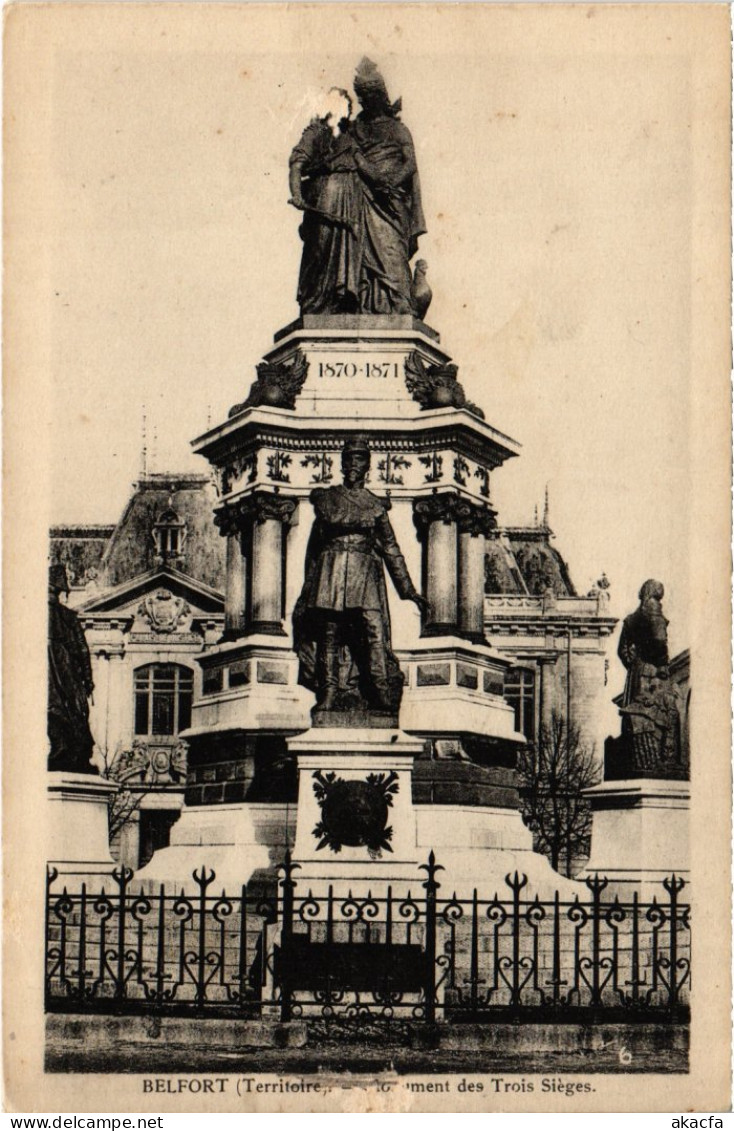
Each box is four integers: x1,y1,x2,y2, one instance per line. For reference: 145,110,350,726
226,532,247,637
414,494,495,640
215,494,297,638
245,493,297,635
413,494,460,635
457,502,495,641
215,507,247,641
537,655,558,734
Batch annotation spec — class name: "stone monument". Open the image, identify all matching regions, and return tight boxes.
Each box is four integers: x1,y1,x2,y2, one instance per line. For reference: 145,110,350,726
584,580,689,893
137,60,580,895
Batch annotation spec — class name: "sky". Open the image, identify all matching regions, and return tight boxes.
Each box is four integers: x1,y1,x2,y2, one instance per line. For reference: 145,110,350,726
24,4,729,667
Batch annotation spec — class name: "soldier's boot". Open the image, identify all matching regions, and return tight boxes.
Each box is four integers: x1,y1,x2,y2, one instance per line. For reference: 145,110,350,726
362,611,393,712
315,623,340,712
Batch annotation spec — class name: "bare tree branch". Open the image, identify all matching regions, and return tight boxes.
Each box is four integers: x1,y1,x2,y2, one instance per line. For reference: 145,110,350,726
517,710,601,877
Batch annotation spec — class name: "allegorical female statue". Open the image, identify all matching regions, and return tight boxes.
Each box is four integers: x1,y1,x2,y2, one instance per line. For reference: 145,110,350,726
288,59,426,317
288,87,361,315
293,437,428,716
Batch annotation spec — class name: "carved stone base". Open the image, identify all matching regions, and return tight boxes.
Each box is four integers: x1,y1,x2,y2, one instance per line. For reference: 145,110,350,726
135,801,294,890
583,778,690,895
311,709,399,729
288,727,424,894
398,640,522,744
47,772,119,879
188,640,313,737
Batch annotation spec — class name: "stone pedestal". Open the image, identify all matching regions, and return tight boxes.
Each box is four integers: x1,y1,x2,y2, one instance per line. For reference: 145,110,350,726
47,772,119,879
289,727,424,893
583,778,690,896
415,802,581,898
136,802,293,889
399,637,519,742
190,638,312,736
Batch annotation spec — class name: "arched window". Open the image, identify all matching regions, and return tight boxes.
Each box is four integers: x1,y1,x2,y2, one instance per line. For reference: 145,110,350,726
134,664,193,736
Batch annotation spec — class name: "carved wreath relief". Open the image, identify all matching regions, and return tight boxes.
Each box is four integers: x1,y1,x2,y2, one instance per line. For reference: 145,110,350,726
312,770,400,858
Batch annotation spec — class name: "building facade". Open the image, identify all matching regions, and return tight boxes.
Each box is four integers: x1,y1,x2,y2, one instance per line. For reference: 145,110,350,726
50,473,225,866
485,524,616,757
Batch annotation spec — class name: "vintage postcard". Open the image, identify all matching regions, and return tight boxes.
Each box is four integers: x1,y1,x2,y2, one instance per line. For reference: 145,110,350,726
3,3,731,1115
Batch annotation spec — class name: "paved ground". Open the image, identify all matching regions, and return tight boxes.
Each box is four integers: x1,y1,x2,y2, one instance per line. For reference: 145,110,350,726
46,1017,689,1076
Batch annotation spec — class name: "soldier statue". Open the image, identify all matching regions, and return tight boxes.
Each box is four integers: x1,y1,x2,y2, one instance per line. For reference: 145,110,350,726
48,563,98,774
294,437,428,716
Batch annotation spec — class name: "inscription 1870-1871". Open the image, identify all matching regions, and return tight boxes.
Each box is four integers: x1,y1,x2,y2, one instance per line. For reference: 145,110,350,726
316,359,400,380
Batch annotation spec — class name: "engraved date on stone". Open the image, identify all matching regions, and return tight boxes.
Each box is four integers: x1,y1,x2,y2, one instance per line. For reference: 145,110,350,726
317,360,400,379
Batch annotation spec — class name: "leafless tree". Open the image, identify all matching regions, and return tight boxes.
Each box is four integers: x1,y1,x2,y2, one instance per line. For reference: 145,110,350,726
100,743,154,842
517,710,601,877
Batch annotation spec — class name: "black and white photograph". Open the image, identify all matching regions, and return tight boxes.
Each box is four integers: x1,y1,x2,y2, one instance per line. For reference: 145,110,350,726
3,3,731,1115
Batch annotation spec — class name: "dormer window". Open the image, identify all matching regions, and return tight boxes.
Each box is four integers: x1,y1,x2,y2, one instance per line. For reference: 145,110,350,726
153,505,186,564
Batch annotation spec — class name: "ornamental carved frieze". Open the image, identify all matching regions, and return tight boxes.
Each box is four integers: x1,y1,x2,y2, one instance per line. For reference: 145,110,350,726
312,769,399,858
266,450,292,483
418,452,443,483
474,465,491,499
211,423,504,504
453,456,470,486
228,352,309,417
301,452,334,484
377,452,412,485
109,740,187,785
221,453,257,495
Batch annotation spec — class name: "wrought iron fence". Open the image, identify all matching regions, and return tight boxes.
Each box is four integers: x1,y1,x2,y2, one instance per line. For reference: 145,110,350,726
45,865,276,1016
46,854,690,1023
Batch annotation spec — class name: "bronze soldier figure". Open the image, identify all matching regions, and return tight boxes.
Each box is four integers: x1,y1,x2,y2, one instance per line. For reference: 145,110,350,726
294,437,428,715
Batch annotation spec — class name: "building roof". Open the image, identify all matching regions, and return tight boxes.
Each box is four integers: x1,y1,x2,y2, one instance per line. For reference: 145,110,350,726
485,525,577,597
51,476,580,604
49,525,116,589
50,473,226,594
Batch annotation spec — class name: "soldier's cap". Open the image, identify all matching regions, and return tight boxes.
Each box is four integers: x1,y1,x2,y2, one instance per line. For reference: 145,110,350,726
49,563,70,593
341,435,371,457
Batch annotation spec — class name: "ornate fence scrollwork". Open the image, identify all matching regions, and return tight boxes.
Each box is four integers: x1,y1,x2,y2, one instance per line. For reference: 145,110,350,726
46,857,690,1023
45,865,276,1017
